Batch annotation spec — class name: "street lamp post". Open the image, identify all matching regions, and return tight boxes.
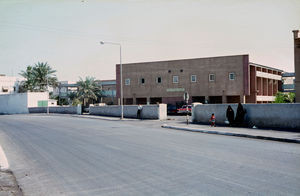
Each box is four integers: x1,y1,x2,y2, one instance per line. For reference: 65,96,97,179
46,70,49,114
100,41,123,119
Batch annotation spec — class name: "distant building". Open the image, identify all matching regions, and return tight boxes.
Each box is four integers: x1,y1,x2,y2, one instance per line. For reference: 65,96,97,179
282,72,295,93
96,80,117,105
116,54,283,106
53,80,117,105
0,74,22,94
293,30,300,102
52,81,77,98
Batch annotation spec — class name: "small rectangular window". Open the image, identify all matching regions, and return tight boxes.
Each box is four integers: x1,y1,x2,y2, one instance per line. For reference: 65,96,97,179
209,74,215,82
156,77,162,83
140,78,145,84
173,76,179,83
191,75,197,82
229,73,235,80
125,78,130,85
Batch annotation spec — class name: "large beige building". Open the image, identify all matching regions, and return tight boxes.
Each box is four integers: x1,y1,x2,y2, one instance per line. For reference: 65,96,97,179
116,54,282,106
293,30,300,102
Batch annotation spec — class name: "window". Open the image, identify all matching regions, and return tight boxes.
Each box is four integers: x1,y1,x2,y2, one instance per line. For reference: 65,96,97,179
173,76,179,83
209,74,215,82
2,87,8,92
125,78,130,85
156,77,162,84
229,73,235,80
191,75,197,82
140,78,145,84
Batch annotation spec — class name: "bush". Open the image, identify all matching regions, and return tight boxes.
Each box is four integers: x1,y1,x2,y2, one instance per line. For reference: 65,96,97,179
274,92,295,103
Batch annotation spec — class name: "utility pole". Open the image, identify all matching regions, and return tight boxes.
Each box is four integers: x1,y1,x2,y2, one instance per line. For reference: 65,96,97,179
47,70,49,114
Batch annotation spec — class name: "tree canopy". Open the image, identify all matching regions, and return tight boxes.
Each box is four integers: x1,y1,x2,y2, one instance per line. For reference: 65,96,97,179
77,76,102,105
19,62,58,92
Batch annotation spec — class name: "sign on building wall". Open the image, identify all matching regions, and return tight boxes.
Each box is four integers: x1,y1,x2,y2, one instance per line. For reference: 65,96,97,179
166,88,185,92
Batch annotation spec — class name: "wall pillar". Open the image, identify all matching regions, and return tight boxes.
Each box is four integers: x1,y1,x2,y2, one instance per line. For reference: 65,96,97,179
240,95,246,103
204,96,209,104
222,95,226,103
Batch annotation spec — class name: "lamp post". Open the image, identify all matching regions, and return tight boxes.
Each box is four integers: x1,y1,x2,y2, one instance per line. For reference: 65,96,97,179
46,70,49,114
100,41,123,119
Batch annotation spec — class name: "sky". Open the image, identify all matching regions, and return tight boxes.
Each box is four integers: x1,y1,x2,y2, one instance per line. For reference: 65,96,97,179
0,0,299,81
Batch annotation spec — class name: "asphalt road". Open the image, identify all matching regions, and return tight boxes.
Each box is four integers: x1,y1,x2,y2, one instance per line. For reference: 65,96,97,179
0,115,300,196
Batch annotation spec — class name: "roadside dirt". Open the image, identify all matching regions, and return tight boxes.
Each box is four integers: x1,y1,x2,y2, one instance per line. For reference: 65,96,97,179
0,169,23,196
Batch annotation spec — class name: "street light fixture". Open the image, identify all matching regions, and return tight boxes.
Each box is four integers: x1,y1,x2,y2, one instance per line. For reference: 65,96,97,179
100,41,123,119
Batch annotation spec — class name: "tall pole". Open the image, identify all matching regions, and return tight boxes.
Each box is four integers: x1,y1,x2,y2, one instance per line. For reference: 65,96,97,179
100,41,123,119
120,45,124,119
46,70,49,114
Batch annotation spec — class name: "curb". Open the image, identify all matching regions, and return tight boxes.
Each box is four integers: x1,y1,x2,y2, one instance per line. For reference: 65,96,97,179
71,115,143,122
71,115,122,121
71,115,163,122
161,125,300,144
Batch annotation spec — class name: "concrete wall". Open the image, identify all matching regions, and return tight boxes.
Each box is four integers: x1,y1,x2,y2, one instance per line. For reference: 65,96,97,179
29,106,79,114
27,92,49,107
192,103,300,130
0,93,28,114
90,104,167,120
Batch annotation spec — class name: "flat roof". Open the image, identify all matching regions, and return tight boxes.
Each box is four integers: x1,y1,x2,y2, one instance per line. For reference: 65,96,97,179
117,55,283,72
118,54,249,65
249,62,284,72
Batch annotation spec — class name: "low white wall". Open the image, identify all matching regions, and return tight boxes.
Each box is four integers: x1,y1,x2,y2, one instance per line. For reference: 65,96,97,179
29,106,79,114
27,92,48,107
0,93,29,114
192,103,300,130
90,104,167,120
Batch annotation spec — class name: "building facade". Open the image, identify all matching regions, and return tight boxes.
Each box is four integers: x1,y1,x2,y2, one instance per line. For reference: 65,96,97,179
116,55,282,106
98,80,117,105
0,74,22,94
52,80,117,105
293,30,300,102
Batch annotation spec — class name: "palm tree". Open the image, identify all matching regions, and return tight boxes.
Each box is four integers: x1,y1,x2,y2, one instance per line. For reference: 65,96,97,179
77,77,102,106
19,62,58,92
19,66,35,92
33,62,57,91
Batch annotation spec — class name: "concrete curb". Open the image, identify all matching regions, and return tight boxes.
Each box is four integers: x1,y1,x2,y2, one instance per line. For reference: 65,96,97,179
162,125,300,144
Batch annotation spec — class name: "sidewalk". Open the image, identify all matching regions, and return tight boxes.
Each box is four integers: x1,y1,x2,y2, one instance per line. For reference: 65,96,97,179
162,121,300,144
71,114,300,144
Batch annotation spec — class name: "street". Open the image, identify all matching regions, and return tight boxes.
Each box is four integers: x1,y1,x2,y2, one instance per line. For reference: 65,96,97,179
0,115,300,195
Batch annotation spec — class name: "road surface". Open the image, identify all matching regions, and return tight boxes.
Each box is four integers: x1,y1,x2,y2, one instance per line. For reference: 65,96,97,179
0,114,299,195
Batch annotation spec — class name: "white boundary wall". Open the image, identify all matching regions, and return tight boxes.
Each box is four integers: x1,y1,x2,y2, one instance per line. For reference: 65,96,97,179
29,106,81,114
90,104,167,120
0,92,49,115
192,103,300,130
27,92,48,107
0,93,28,114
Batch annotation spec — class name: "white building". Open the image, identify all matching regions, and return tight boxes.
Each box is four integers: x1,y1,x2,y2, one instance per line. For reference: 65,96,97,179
0,74,23,94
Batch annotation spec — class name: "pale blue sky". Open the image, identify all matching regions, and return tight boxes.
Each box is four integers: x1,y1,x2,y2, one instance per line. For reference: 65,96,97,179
0,0,299,81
